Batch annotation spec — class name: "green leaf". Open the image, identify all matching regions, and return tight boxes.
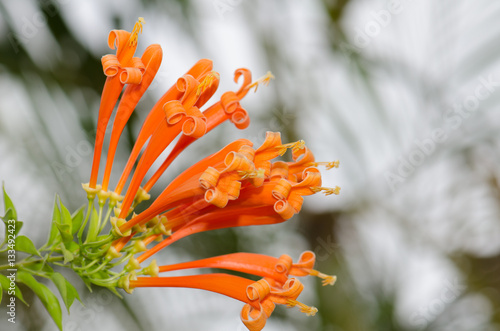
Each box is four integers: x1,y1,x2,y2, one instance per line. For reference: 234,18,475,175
50,272,81,313
71,206,85,235
25,261,54,274
1,208,15,223
0,279,3,304
85,207,100,243
66,241,80,254
47,197,62,246
56,223,73,244
0,274,27,305
15,235,41,257
59,243,74,264
0,187,23,246
17,271,62,331
1,186,23,242
2,185,17,221
59,198,72,231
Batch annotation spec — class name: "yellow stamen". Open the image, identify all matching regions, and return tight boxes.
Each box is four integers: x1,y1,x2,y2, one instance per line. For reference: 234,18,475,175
197,71,220,96
129,17,145,46
308,161,339,170
248,71,275,92
309,269,337,286
311,186,341,196
237,168,266,180
276,140,306,156
286,299,318,316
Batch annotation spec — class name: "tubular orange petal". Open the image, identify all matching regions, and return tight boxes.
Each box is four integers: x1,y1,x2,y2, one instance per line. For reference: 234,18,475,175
118,139,253,233
89,75,124,188
102,44,163,191
114,60,213,194
130,273,254,304
136,208,282,263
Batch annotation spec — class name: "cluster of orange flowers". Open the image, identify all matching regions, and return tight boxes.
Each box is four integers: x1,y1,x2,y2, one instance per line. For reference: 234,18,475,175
84,18,339,331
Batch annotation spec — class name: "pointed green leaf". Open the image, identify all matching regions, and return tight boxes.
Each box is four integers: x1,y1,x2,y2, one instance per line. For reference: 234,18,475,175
59,198,72,230
66,241,80,254
0,209,14,252
59,243,74,263
0,274,27,305
55,223,73,244
1,208,15,223
0,279,3,304
26,260,54,274
50,272,81,313
0,208,23,242
71,207,85,235
15,235,41,257
2,185,17,221
85,207,100,243
14,220,23,236
47,197,62,246
0,186,22,249
17,271,62,331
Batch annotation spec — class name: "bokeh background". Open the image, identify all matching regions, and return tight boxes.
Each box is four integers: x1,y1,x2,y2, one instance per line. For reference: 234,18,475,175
1,0,500,330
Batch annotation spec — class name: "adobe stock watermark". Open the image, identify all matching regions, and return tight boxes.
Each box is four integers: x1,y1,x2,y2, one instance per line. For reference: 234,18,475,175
385,74,500,192
52,140,93,181
7,0,72,54
313,235,339,262
339,0,413,61
250,106,296,143
409,278,466,329
147,70,171,92
212,0,245,19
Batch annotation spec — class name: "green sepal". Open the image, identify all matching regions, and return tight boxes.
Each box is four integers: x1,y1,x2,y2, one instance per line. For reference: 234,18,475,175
16,271,63,331
0,273,27,305
50,272,82,313
71,206,85,235
15,235,41,257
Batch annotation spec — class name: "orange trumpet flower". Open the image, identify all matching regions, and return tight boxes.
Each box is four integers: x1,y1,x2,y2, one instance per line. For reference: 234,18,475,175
83,18,341,331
